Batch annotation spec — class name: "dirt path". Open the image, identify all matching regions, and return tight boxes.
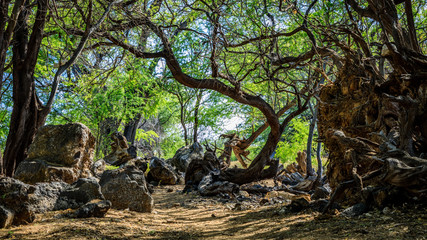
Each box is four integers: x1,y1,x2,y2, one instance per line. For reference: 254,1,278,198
1,184,426,240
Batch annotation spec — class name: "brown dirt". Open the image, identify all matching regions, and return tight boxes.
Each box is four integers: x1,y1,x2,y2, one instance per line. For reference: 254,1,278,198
1,184,426,240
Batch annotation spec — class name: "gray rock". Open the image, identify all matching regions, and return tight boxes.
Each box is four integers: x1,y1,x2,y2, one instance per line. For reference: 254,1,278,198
147,157,179,185
0,205,14,228
30,181,69,213
288,198,311,212
0,177,36,226
170,142,204,173
91,159,106,177
311,185,331,200
73,200,111,218
198,171,239,196
184,151,221,192
55,177,104,210
341,203,368,217
125,158,148,172
99,166,153,212
14,123,95,184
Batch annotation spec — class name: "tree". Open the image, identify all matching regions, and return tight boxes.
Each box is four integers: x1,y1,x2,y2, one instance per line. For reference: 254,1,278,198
0,0,121,176
76,0,327,184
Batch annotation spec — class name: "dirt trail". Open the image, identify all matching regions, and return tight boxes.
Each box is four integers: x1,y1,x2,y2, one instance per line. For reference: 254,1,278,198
1,184,426,240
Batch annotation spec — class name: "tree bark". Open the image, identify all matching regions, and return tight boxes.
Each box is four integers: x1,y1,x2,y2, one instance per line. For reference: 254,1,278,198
123,114,142,145
193,90,203,143
2,0,49,176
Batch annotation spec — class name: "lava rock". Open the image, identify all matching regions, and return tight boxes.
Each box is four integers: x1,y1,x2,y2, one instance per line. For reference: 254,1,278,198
14,123,95,184
73,200,112,218
0,205,13,228
311,185,331,200
170,142,204,173
99,166,153,212
55,177,104,210
146,157,179,185
341,203,368,217
198,171,239,196
91,159,106,177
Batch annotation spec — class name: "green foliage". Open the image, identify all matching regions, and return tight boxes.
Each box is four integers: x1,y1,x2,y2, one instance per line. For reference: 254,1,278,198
135,130,159,145
105,165,119,171
276,119,310,164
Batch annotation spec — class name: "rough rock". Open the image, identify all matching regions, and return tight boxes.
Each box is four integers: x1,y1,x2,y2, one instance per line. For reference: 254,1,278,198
147,157,180,185
0,206,13,228
184,151,221,192
14,123,95,184
91,159,106,177
0,177,66,226
125,158,148,172
99,166,153,212
55,177,104,210
198,171,239,196
30,181,69,213
170,142,204,173
104,132,136,166
341,203,368,217
311,185,332,200
73,200,111,218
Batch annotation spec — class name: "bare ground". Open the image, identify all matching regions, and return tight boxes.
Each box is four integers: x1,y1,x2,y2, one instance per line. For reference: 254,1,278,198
1,184,426,240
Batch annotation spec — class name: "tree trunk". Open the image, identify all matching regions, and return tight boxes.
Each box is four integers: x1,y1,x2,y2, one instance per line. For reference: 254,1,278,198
123,114,142,145
181,103,189,145
193,90,203,143
1,0,48,176
306,102,317,176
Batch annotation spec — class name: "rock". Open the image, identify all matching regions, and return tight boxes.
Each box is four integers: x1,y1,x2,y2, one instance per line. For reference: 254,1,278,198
184,151,221,192
14,123,95,184
55,177,104,210
91,159,106,177
73,200,111,218
0,206,13,228
240,184,272,194
311,185,331,200
99,166,153,212
126,158,148,172
341,203,368,217
170,142,204,173
147,157,179,185
288,198,311,212
0,177,70,228
30,181,69,213
0,177,35,226
197,171,239,196
104,132,136,166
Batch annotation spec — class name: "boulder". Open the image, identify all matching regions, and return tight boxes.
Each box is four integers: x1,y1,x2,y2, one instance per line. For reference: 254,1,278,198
170,142,204,173
91,159,106,177
30,181,69,213
198,171,239,196
0,177,67,227
55,177,104,210
124,158,148,172
99,166,153,212
14,123,95,184
147,157,180,185
73,200,112,218
341,203,368,217
311,185,332,200
184,151,221,192
104,132,136,166
0,206,13,228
